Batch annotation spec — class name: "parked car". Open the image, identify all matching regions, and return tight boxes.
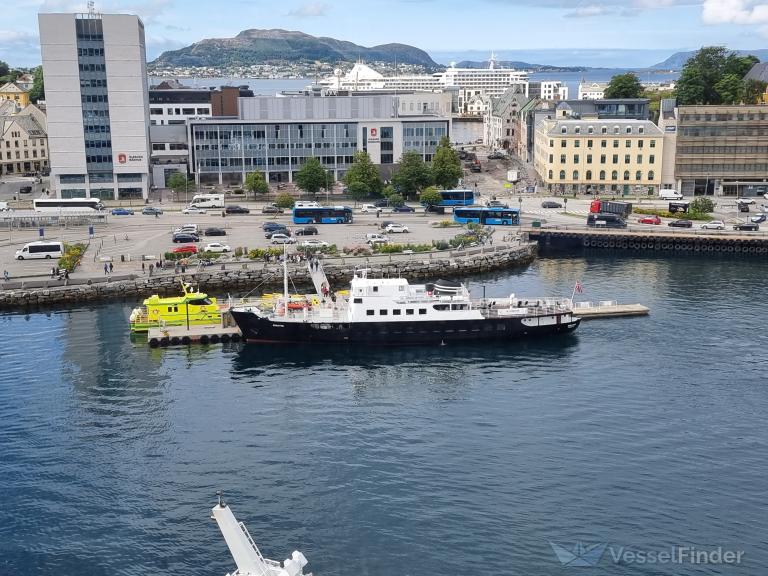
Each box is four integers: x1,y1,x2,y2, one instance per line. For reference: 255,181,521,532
182,206,207,214
172,233,200,244
469,164,482,173
637,215,662,225
737,198,756,205
734,222,760,231
541,201,562,209
141,206,163,215
204,227,226,236
265,229,291,239
172,245,198,254
385,223,409,233
294,226,318,236
380,220,396,230
300,239,329,248
374,199,389,208
360,204,378,213
487,151,505,160
225,205,250,214
366,233,389,245
261,205,284,214
263,222,287,232
111,207,134,215
738,203,750,213
668,219,693,228
425,205,446,214
270,233,296,245
392,205,415,213
203,242,231,253
750,213,766,224
701,220,725,230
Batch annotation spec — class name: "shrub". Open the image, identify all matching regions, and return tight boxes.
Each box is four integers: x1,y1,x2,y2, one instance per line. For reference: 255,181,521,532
690,197,715,213
234,247,244,258
342,246,373,256
434,219,456,228
296,243,338,255
58,243,87,271
373,243,432,254
275,192,296,209
432,240,450,250
164,251,188,261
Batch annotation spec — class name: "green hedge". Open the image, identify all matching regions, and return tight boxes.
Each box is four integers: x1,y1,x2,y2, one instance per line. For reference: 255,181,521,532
374,243,433,254
633,207,712,221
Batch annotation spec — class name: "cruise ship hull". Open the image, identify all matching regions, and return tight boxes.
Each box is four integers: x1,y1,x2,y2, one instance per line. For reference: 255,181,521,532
230,311,581,345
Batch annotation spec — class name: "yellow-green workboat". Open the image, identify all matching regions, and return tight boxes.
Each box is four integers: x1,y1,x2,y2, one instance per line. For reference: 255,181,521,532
130,282,225,332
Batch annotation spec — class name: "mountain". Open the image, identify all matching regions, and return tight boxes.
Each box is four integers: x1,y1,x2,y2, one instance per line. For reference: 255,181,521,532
150,29,439,69
651,49,768,70
455,60,587,72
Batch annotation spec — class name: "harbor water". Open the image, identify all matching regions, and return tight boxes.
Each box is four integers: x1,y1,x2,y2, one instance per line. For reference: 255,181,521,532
1,252,766,575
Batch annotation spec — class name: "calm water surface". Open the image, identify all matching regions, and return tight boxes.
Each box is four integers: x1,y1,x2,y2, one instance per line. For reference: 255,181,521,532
1,253,766,576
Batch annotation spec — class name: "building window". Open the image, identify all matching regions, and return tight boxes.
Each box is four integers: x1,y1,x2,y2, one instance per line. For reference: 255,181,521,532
561,141,566,148
406,309,414,315
650,140,656,148
601,140,607,148
599,170,606,180
637,154,643,163
624,155,630,163
623,170,630,181
393,309,401,315
366,310,374,316
549,139,553,147
587,139,593,148
586,170,593,180
600,154,606,163
626,126,632,134
649,155,655,164
573,154,579,163
635,170,642,181
638,140,644,149
380,310,388,315
611,170,618,180
588,126,594,134
574,127,581,134
561,126,567,134
613,140,619,148
626,140,631,148
601,126,607,134
559,170,566,180
560,154,566,163
548,170,553,179
419,309,427,315
639,127,645,134
587,154,592,164
574,140,580,148
612,154,618,163
549,154,553,163
573,170,579,180
648,170,655,180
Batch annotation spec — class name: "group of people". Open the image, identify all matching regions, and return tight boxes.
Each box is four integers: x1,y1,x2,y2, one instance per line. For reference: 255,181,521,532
50,266,69,280
103,262,114,275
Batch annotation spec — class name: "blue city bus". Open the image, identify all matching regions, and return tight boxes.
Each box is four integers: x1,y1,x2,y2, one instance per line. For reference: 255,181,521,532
453,207,520,225
436,189,475,206
292,206,354,224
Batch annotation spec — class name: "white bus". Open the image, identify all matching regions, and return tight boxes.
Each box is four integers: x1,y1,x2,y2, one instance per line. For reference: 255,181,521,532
190,194,225,208
33,198,105,212
15,241,65,260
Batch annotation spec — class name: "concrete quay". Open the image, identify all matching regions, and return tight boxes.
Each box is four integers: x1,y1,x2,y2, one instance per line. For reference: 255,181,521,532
0,243,537,310
527,227,768,255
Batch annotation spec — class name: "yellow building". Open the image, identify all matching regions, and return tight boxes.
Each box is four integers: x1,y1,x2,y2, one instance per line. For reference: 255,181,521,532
0,103,48,177
0,82,30,108
534,118,663,195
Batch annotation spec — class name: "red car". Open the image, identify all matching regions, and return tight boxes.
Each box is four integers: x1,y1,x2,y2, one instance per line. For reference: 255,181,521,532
172,245,198,254
637,215,661,225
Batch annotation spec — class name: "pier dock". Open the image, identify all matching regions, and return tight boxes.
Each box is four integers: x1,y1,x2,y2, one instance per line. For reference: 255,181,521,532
573,301,650,320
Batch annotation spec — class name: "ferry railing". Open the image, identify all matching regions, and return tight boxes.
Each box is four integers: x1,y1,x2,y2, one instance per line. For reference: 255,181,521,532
524,224,768,237
237,521,283,573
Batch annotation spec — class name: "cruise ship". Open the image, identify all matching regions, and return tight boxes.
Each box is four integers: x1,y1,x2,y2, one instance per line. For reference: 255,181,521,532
229,259,580,345
318,54,529,99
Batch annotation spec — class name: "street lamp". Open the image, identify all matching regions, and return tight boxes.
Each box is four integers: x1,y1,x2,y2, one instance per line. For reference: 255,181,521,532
518,196,523,216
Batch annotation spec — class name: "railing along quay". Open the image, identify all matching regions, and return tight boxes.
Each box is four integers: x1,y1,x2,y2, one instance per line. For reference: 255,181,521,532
525,226,768,255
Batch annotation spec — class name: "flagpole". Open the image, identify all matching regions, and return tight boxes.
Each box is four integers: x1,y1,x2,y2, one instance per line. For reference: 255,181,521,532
570,283,577,304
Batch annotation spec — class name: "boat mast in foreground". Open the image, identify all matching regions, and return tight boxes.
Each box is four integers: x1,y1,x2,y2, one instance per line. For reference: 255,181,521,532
211,493,311,576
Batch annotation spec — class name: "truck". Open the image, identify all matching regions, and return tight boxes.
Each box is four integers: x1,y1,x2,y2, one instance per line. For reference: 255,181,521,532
589,199,632,219
507,170,519,183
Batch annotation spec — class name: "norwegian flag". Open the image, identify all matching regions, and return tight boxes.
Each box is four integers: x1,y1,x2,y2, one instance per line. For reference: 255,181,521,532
574,281,584,294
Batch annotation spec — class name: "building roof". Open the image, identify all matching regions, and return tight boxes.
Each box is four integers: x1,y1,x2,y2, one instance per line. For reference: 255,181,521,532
745,62,768,83
490,85,528,117
0,82,27,94
546,118,663,137
0,100,19,116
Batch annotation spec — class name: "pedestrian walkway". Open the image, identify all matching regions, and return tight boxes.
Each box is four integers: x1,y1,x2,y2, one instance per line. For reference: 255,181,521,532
307,258,330,296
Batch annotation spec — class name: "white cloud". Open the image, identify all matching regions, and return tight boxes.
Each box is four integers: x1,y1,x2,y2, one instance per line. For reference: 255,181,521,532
702,0,768,24
286,2,330,17
565,5,613,17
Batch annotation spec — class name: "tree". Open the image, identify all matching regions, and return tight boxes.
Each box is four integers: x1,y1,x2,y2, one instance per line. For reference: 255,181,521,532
0,61,9,78
387,193,405,207
715,73,743,104
604,72,643,99
392,150,432,200
343,151,382,198
419,186,443,208
431,137,462,189
244,171,269,198
274,193,295,209
743,79,768,104
690,197,715,214
724,54,759,78
29,66,45,103
166,172,192,199
294,157,327,197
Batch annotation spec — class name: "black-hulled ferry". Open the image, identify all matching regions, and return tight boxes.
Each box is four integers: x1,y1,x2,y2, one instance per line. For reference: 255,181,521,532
229,259,580,345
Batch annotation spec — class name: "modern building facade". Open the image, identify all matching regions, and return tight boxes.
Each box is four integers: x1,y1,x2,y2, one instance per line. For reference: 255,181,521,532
673,104,768,197
188,92,451,185
534,118,663,194
529,81,568,101
39,12,151,200
578,81,608,100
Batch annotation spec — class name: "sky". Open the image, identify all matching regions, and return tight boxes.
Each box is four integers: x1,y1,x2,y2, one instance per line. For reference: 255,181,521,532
2,0,768,68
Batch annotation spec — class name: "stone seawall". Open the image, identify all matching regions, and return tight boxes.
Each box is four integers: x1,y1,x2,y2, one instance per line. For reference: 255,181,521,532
0,243,537,310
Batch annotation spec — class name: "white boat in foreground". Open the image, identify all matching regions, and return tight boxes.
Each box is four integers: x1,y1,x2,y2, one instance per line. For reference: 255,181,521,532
212,494,312,576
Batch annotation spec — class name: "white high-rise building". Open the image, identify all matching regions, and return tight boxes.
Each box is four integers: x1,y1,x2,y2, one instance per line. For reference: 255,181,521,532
39,11,151,200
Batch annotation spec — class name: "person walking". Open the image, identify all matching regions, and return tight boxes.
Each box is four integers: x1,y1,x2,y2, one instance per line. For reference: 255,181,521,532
142,262,146,274
109,262,113,273
3,270,9,282
104,262,109,275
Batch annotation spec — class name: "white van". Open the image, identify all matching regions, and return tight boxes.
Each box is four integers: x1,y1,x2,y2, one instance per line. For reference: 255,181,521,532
16,241,64,260
190,194,225,208
295,201,320,208
173,224,199,235
0,201,9,212
659,189,683,200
